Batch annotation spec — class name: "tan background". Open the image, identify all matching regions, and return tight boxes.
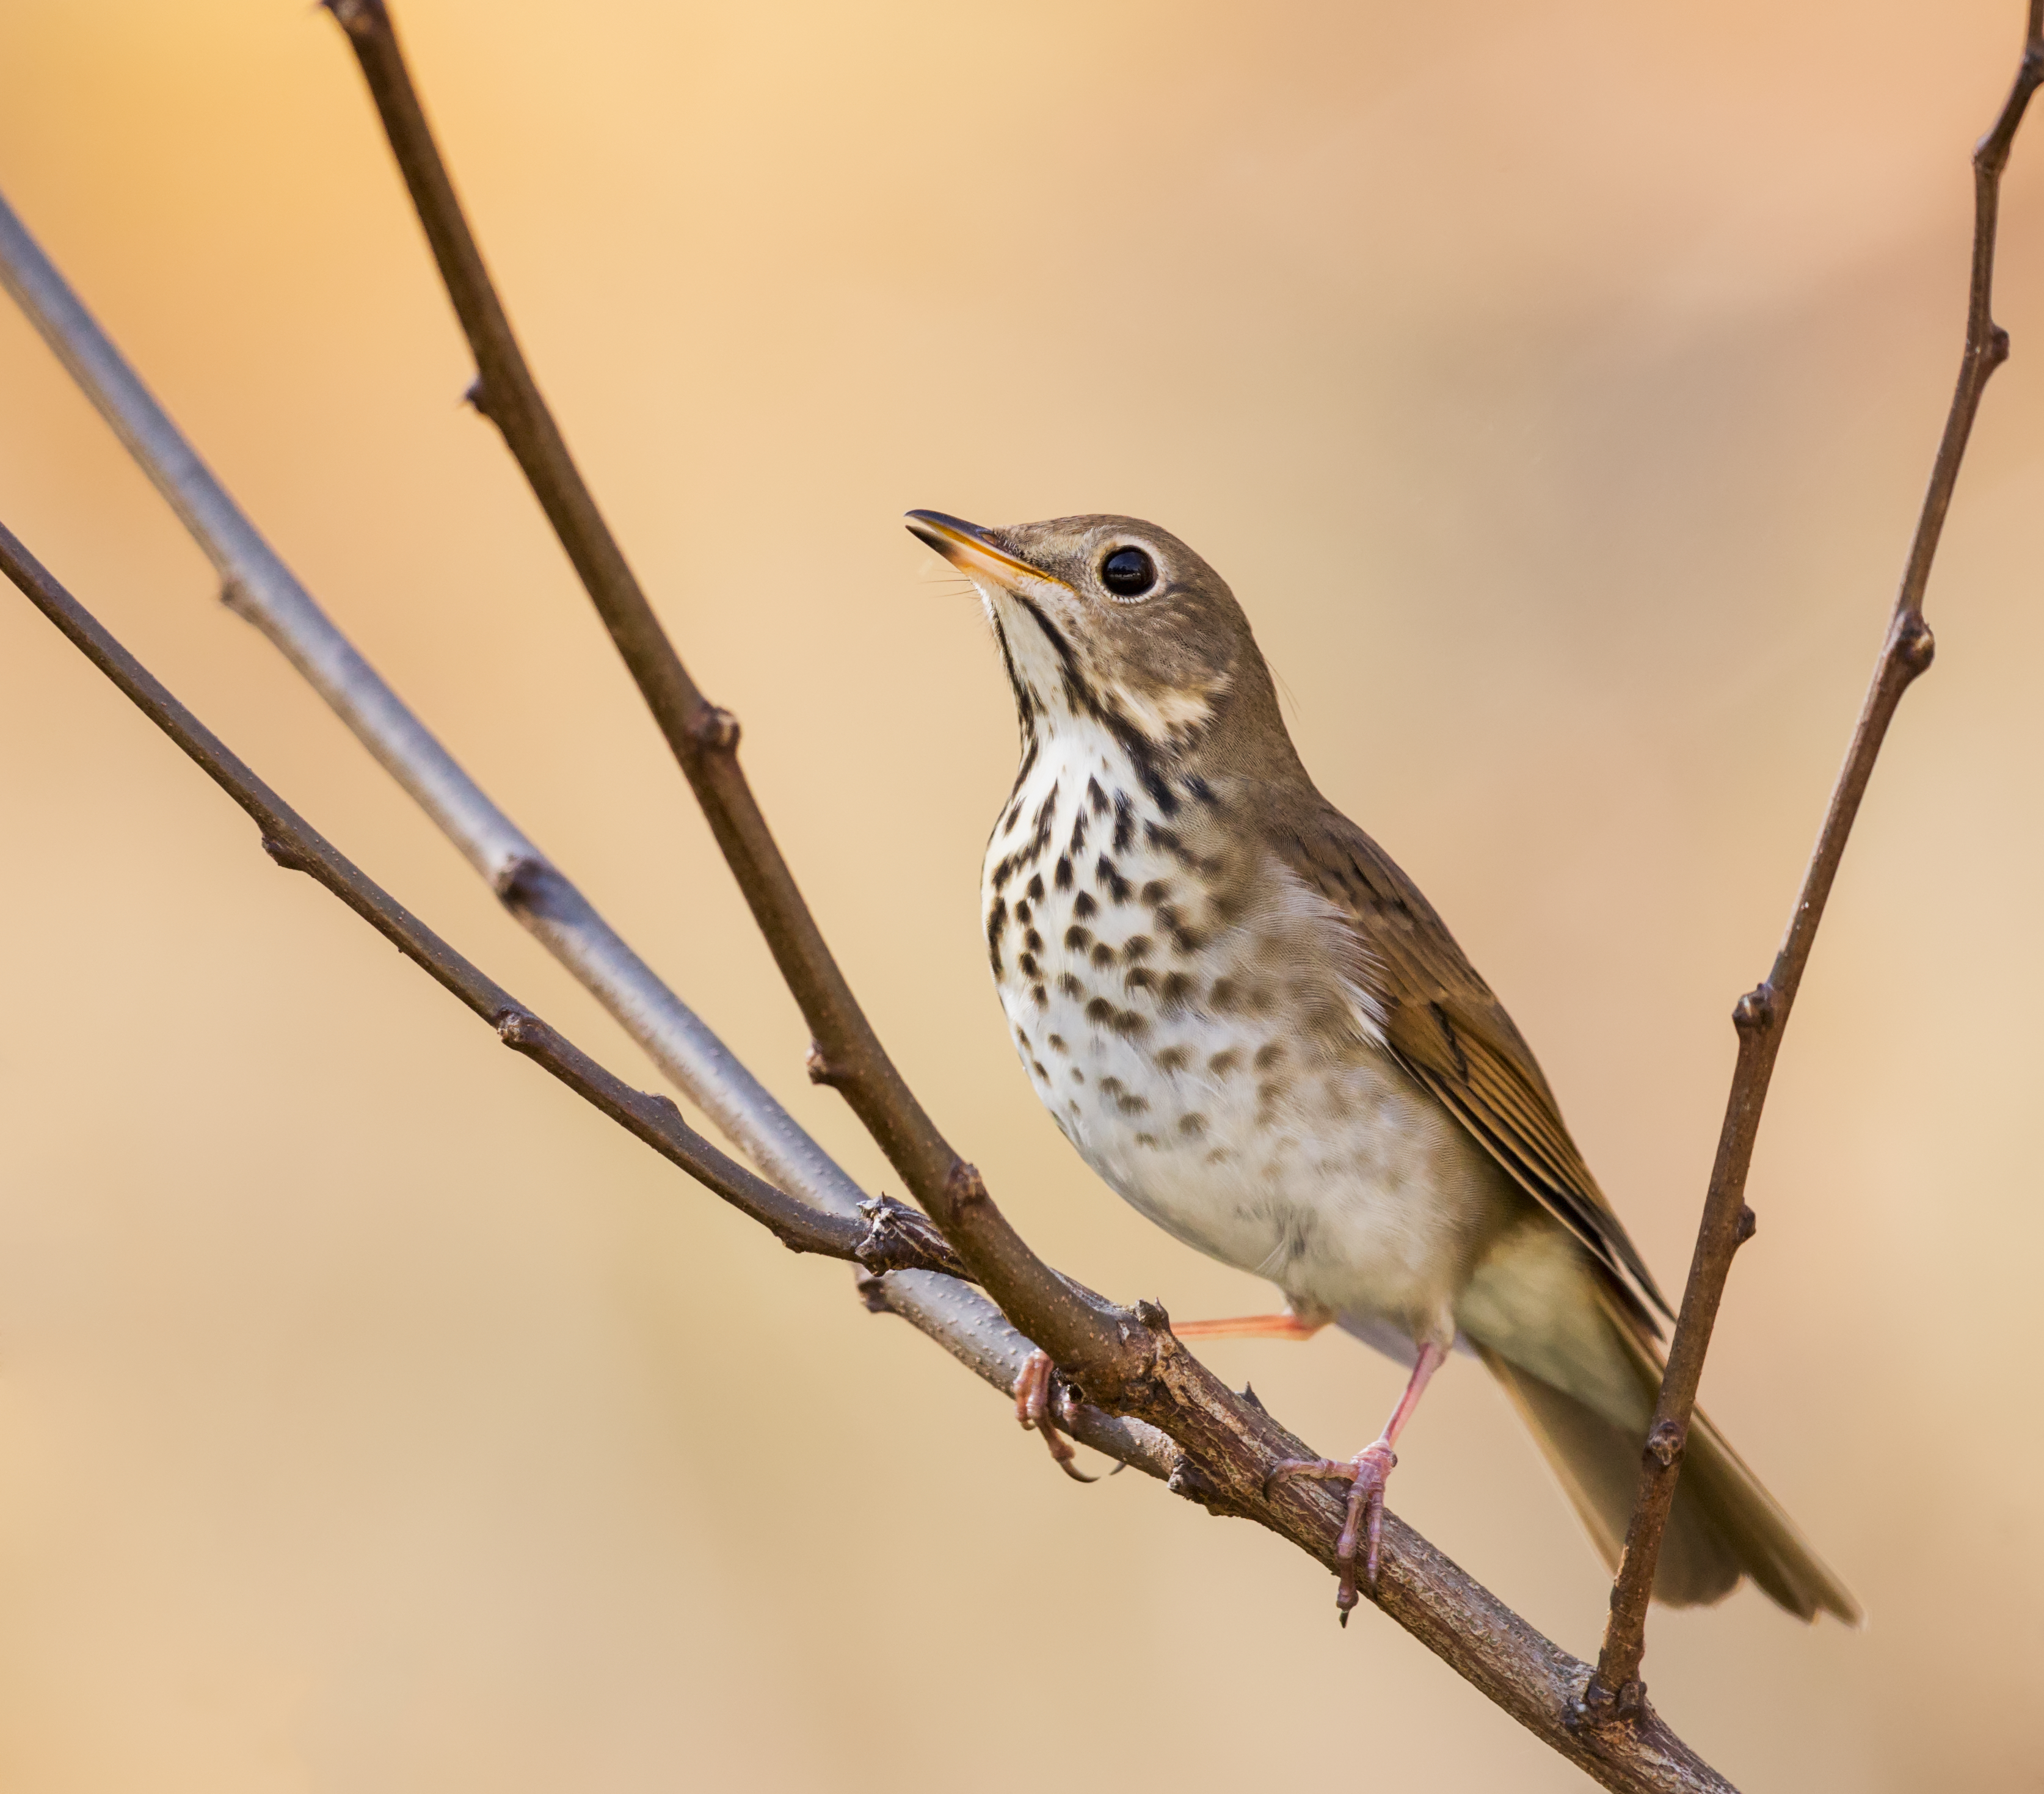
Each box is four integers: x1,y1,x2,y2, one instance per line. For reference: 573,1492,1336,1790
1,1,2040,1787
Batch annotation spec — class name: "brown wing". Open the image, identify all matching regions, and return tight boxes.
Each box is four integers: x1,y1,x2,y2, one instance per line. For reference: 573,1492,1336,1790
1273,802,1671,1320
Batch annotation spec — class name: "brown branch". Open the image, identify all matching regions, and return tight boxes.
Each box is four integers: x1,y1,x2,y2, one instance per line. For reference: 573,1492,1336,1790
313,6,1746,1787
1585,3,2044,1720
0,518,964,1287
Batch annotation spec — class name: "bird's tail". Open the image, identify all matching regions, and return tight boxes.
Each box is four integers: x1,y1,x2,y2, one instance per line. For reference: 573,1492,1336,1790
1474,1285,1861,1622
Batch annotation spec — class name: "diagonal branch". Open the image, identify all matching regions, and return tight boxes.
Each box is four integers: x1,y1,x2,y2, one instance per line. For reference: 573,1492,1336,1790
1585,1,2044,1720
0,518,961,1285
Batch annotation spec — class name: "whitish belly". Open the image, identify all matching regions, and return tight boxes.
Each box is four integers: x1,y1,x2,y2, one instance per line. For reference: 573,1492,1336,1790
983,740,1502,1342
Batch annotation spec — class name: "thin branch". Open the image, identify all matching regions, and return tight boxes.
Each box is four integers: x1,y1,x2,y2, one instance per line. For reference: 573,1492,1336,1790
310,6,1740,1787
1585,5,2044,1718
0,187,864,1233
0,518,962,1284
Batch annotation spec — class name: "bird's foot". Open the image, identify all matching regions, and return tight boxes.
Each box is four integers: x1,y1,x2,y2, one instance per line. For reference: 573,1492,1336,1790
1265,1438,1398,1622
1015,1349,1097,1483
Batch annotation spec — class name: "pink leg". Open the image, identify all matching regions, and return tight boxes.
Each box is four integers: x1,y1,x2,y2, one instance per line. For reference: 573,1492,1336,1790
1265,1341,1448,1622
1014,1349,1097,1483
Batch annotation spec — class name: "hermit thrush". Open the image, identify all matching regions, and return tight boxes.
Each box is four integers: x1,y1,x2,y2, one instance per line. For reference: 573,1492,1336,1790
906,509,1858,1625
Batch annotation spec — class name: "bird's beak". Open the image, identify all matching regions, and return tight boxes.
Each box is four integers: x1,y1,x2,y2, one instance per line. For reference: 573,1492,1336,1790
904,510,1069,593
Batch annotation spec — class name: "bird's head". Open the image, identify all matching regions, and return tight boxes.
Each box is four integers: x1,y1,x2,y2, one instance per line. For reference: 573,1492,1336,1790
906,510,1288,772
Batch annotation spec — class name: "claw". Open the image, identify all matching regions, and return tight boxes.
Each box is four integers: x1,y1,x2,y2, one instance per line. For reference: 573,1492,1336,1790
1265,1441,1397,1619
1015,1349,1097,1483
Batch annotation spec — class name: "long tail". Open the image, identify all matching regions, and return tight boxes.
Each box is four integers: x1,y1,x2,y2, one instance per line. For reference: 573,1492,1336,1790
1475,1285,1861,1622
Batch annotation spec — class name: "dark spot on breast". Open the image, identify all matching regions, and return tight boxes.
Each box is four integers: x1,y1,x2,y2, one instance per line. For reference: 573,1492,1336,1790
1133,1133,1159,1149
1110,1009,1150,1040
1019,953,1039,978
1095,858,1132,904
1210,978,1238,1012
1067,812,1089,856
1112,793,1135,853
1059,974,1086,999
1055,855,1073,890
1025,929,1043,953
991,855,1016,892
1186,775,1216,807
1144,823,1182,856
1246,986,1275,1014
1031,983,1047,1007
1140,880,1170,906
1047,1034,1067,1053
1086,777,1111,816
1124,967,1154,994
1026,873,1045,902
1072,890,1098,920
1085,998,1115,1026
1090,942,1116,969
1064,924,1093,952
1159,972,1194,1008
1208,1049,1240,1077
1254,1042,1286,1070
985,897,1008,975
1123,935,1152,961
1155,1045,1190,1073
1031,1059,1049,1081
1014,898,1031,925
1178,1113,1208,1138
1205,1147,1234,1166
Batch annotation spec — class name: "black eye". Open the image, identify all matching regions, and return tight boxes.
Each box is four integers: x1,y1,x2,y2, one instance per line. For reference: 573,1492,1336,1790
1100,546,1157,598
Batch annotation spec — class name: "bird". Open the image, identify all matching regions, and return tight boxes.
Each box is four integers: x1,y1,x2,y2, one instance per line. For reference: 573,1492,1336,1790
905,507,1859,1627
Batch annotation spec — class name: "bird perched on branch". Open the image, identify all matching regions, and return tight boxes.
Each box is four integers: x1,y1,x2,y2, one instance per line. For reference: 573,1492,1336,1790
907,508,1858,1626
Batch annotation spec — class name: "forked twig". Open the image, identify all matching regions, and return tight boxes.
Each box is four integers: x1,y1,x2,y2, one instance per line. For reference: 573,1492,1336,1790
0,519,962,1284
1584,1,2044,1720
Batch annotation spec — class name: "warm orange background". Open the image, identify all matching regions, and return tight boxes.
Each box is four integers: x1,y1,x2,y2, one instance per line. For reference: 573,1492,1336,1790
1,1,2039,1787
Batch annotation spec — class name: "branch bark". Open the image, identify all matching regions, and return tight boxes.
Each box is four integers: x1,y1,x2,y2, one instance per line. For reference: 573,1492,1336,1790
0,518,961,1285
1585,1,2044,1720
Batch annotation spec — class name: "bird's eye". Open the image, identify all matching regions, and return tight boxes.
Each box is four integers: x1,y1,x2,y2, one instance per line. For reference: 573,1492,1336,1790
1100,546,1157,598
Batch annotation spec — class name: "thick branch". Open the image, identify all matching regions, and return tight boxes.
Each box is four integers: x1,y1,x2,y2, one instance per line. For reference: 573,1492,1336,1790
1587,6,2044,1715
0,520,962,1284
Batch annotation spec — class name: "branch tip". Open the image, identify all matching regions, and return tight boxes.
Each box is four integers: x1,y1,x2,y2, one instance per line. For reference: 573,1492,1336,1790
804,1042,845,1088
1644,1420,1684,1470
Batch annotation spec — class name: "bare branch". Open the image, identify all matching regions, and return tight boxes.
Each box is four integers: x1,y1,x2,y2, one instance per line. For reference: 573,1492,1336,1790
1585,4,2044,1718
321,0,990,1256
0,519,964,1284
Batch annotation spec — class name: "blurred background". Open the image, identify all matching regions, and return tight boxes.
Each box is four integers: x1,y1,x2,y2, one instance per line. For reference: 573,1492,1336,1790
1,0,2039,1787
